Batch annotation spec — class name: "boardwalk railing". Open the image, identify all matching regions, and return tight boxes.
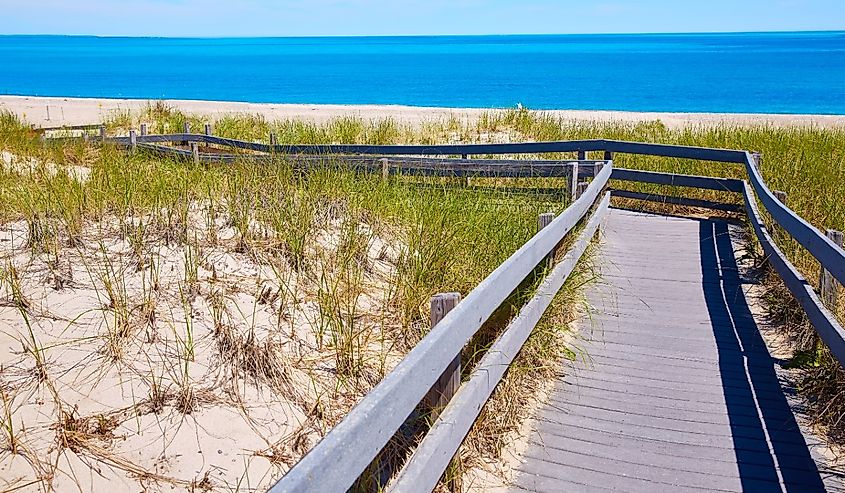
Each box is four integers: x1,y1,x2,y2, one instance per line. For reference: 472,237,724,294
64,130,845,491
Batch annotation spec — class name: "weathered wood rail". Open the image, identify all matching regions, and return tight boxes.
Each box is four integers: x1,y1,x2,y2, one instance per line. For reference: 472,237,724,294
58,129,845,491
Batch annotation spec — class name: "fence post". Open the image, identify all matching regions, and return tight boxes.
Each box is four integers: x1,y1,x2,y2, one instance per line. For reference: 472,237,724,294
129,130,137,153
462,154,470,187
538,212,556,267
380,158,390,182
593,161,605,179
569,162,579,203
604,150,613,161
577,150,586,160
204,123,212,136
99,125,106,143
423,293,462,416
752,152,762,173
577,181,589,199
140,123,148,136
820,229,844,309
806,228,844,361
182,122,190,147
190,142,199,164
269,132,277,147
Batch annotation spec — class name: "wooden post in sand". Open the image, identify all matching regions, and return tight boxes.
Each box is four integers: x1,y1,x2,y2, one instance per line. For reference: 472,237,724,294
809,228,843,360
129,130,138,153
568,162,579,203
593,161,605,179
380,158,390,182
577,181,589,199
423,293,462,417
190,142,200,164
591,161,607,240
538,212,556,267
820,230,844,309
204,123,212,136
751,152,762,173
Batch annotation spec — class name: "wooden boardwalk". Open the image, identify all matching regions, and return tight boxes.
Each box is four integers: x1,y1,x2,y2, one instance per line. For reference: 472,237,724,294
513,208,827,493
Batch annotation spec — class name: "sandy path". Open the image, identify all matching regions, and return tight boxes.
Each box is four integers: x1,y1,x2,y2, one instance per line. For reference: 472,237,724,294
2,95,845,129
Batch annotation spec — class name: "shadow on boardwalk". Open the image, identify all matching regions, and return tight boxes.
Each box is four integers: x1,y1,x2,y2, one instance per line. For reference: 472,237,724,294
701,220,824,492
512,209,828,493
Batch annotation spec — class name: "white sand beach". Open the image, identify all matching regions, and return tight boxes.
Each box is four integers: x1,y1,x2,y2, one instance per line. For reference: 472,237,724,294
3,95,845,129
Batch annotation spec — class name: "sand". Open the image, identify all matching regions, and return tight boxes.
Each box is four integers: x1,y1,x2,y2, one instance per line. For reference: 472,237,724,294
3,95,845,129
0,149,408,492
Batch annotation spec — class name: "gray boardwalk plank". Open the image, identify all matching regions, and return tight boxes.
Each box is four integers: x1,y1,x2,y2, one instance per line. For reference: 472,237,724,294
512,209,826,492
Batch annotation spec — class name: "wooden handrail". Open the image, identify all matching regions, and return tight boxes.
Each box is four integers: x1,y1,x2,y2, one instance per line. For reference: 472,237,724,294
116,133,606,155
136,142,604,178
36,123,104,132
743,151,845,287
603,139,747,163
610,189,742,213
111,133,747,161
611,168,745,192
742,181,845,364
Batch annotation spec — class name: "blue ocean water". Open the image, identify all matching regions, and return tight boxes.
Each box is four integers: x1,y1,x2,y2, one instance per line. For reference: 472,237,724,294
0,32,843,114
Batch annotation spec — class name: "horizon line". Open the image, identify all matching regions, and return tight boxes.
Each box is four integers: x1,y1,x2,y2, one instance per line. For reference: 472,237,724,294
1,29,843,40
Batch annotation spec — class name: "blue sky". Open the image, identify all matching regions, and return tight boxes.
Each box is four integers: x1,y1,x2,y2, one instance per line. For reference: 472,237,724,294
2,0,843,37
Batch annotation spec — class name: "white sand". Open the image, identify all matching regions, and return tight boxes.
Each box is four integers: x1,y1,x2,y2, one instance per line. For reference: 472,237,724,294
0,152,407,492
3,95,845,129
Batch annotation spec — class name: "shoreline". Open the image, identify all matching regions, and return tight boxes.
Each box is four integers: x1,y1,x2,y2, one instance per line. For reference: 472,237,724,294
3,95,845,129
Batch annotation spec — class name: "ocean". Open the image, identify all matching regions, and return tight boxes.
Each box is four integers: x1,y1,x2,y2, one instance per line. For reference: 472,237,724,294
0,32,843,114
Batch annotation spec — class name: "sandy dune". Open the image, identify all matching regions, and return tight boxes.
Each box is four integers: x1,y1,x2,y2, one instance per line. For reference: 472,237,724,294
0,149,407,491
